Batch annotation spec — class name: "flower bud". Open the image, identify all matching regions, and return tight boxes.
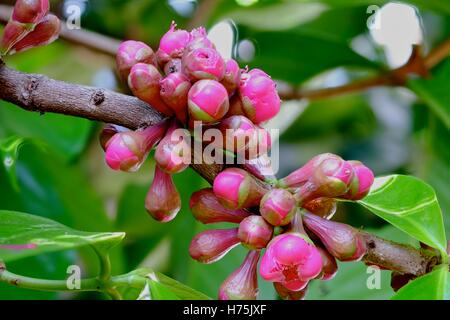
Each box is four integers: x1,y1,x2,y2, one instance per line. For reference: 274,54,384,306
99,124,128,151
342,161,374,200
213,168,267,209
316,246,338,280
219,251,260,300
260,189,296,226
163,58,182,75
188,80,229,123
145,166,181,222
226,94,246,117
154,122,191,174
221,59,241,95
116,40,155,81
216,115,256,155
186,26,215,52
8,14,60,55
12,0,49,24
190,188,250,224
238,215,273,250
128,63,174,116
160,72,191,123
260,233,322,290
0,20,30,55
278,153,341,188
105,121,168,172
302,197,337,220
274,282,308,300
243,154,276,182
238,69,281,124
245,126,271,159
182,47,225,81
189,228,240,264
294,157,354,205
156,21,190,66
303,212,366,261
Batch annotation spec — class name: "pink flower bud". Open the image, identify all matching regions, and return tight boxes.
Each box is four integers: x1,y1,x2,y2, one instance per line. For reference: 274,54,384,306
116,40,155,81
8,14,60,55
279,153,340,188
303,212,366,261
274,282,308,300
219,251,260,300
128,63,174,116
213,168,267,209
189,228,240,263
156,21,190,65
160,72,191,123
316,246,338,280
99,124,128,152
343,161,374,200
105,122,167,172
245,126,272,160
260,189,296,226
145,166,181,222
302,197,337,220
105,121,168,172
216,115,256,155
238,69,281,124
0,20,30,55
243,154,276,182
221,59,241,95
182,47,226,81
188,80,229,123
186,26,215,52
163,58,182,75
260,233,323,290
12,0,49,24
190,188,250,224
154,122,191,174
294,157,355,205
238,215,273,250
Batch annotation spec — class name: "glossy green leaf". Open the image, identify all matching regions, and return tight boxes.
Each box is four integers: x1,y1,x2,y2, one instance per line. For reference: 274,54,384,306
358,175,447,255
0,210,125,262
392,265,450,300
147,279,180,300
131,268,211,300
0,136,45,191
409,58,450,129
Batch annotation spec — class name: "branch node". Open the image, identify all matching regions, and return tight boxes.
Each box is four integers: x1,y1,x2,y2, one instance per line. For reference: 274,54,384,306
91,90,106,106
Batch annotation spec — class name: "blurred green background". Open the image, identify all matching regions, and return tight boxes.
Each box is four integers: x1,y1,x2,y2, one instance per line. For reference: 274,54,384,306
0,0,449,300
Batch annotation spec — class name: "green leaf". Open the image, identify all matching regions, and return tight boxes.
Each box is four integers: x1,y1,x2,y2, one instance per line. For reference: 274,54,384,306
392,265,450,300
131,268,211,300
0,136,45,191
408,58,450,129
238,28,376,84
0,210,125,262
147,279,180,300
358,175,447,255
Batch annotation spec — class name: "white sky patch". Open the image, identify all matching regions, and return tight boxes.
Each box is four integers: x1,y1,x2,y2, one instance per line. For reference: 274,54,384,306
370,2,423,68
208,20,236,60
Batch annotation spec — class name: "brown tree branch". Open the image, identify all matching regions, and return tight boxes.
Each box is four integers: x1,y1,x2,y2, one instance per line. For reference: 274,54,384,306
0,61,441,277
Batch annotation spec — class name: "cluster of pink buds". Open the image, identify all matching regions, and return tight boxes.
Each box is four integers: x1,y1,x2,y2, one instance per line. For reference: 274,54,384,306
187,152,374,300
101,21,280,227
103,22,376,300
0,0,60,56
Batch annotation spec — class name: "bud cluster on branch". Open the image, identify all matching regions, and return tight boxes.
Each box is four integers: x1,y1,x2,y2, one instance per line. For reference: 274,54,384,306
0,12,441,301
